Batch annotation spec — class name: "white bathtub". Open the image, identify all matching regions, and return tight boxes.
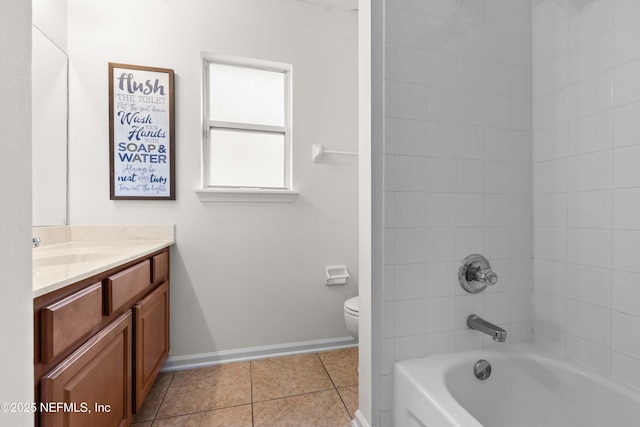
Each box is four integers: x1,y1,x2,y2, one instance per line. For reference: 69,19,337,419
393,344,640,427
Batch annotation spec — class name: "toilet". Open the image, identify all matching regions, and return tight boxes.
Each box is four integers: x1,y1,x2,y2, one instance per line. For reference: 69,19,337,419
344,296,359,341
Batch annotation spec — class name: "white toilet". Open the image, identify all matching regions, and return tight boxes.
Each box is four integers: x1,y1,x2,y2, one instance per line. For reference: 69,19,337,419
344,296,359,341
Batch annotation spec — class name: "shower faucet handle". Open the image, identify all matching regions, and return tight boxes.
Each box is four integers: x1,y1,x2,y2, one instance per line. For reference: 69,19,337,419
459,254,498,293
474,267,498,285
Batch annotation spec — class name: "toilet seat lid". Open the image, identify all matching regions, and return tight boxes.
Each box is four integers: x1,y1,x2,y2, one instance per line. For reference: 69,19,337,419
344,296,359,315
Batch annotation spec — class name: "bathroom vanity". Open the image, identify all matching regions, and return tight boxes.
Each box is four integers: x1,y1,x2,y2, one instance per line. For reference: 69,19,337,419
32,225,174,427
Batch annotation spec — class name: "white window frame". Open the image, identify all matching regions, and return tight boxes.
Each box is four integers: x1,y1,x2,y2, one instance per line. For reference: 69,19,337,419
196,53,297,203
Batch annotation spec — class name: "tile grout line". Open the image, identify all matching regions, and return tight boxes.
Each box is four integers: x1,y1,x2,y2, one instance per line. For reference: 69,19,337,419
317,352,354,419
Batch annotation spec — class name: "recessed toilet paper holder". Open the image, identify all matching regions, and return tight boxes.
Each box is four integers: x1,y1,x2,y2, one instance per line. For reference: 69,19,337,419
325,265,350,286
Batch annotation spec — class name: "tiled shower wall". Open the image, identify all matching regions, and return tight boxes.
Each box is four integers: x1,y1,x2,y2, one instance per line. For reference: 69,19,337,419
379,0,533,423
532,0,640,389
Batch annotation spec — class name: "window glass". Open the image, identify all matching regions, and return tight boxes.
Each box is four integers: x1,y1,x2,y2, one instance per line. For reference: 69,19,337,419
207,128,285,188
209,63,285,127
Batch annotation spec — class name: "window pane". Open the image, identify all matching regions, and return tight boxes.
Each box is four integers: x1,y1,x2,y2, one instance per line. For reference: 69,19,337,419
208,128,285,188
209,63,285,127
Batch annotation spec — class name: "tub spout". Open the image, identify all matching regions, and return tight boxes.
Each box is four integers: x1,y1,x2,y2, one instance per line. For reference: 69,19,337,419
467,314,507,342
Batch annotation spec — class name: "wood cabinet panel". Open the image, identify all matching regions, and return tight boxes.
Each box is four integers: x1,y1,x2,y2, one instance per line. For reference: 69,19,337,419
40,311,132,427
133,281,169,412
152,251,169,285
104,260,151,315
40,283,103,364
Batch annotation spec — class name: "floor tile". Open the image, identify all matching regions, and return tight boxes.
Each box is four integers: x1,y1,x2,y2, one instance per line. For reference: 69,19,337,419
338,385,359,419
135,372,174,422
151,405,252,427
156,362,251,418
253,389,352,427
132,422,152,427
319,348,359,387
251,353,333,402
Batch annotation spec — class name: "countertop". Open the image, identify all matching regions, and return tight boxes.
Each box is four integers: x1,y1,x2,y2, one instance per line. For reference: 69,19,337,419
32,225,174,298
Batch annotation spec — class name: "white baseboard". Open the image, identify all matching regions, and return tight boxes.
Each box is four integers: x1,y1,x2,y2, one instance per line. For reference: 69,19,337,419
352,409,371,427
161,336,358,372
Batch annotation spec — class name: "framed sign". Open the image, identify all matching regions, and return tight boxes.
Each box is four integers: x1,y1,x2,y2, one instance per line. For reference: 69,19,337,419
109,63,175,200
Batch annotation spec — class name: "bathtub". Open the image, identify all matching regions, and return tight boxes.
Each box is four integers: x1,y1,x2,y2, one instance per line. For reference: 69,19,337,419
393,344,640,427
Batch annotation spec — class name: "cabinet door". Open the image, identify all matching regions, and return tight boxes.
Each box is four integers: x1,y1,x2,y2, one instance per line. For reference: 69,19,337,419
40,312,132,427
133,281,169,412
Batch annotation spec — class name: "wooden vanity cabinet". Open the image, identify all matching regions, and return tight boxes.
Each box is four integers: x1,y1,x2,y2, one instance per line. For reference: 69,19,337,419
34,248,170,427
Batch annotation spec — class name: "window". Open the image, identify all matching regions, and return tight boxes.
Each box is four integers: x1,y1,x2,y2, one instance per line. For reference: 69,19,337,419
199,55,295,202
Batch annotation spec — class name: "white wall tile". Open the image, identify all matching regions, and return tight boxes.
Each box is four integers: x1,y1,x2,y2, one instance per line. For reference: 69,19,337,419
567,71,613,120
395,299,427,336
533,159,567,193
614,0,640,25
426,296,455,332
457,22,485,59
613,145,640,188
427,122,457,157
614,102,640,148
455,226,484,259
533,123,568,162
567,150,612,192
485,227,511,259
457,125,485,159
534,18,569,66
425,0,456,18
534,226,567,262
567,228,612,268
426,192,456,226
534,88,568,130
427,85,457,123
534,53,569,98
485,28,512,64
394,334,426,363
394,262,426,300
485,194,511,227
425,261,457,296
427,51,457,89
533,0,570,35
485,94,512,128
533,320,567,355
426,228,457,262
395,45,427,85
533,290,567,329
566,336,611,374
614,188,640,230
568,30,613,84
534,258,567,295
395,82,428,120
613,230,640,273
395,228,427,264
568,110,613,155
612,270,640,317
395,119,427,156
457,159,485,193
396,8,428,49
511,291,532,322
612,351,640,391
614,58,640,107
426,157,456,192
567,0,614,49
395,192,427,228
396,155,427,191
425,15,457,54
456,193,485,226
567,190,612,228
534,193,567,227
426,331,455,355
484,292,510,324
458,57,486,92
612,310,640,358
486,62,512,96
457,91,486,126
614,15,640,66
485,161,513,194
566,299,611,346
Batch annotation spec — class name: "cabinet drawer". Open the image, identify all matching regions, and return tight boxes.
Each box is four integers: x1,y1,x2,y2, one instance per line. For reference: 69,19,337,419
40,283,103,364
104,260,151,316
152,251,169,285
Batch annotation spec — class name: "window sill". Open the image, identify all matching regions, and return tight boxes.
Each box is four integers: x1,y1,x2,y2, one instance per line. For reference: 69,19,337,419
195,188,298,203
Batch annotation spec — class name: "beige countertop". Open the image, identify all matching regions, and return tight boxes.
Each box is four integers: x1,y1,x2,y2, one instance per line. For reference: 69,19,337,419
32,225,174,298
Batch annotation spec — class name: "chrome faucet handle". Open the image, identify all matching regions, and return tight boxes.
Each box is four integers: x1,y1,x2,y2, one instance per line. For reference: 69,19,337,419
459,255,498,293
475,268,498,285
32,237,42,248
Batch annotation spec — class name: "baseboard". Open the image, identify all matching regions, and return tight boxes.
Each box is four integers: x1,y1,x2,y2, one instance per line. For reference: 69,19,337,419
352,409,370,427
161,336,358,372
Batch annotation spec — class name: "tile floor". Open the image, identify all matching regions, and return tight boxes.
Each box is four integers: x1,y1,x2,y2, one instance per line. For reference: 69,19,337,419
132,347,358,427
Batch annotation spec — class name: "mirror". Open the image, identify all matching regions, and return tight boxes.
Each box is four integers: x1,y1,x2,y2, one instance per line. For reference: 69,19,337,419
32,26,68,225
